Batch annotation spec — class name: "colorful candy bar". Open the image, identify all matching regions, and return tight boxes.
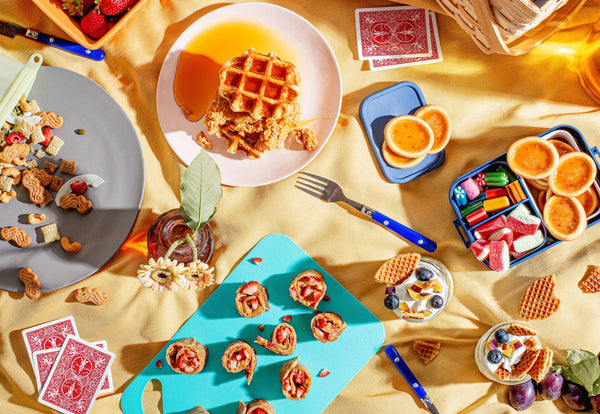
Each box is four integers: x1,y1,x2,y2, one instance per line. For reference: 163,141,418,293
483,196,510,212
454,185,468,208
474,215,508,239
466,207,488,226
508,214,541,236
489,240,510,273
485,172,509,187
496,164,517,183
506,181,526,204
475,172,487,188
460,177,482,200
485,188,508,199
460,201,484,217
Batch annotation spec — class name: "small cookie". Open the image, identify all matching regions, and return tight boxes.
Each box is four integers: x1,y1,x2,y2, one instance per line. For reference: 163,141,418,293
1,167,21,185
61,237,81,253
40,223,60,243
413,339,440,364
506,323,537,337
401,310,427,320
28,213,46,224
512,348,541,379
74,287,107,305
59,159,77,175
19,267,41,299
60,193,93,214
50,176,64,192
527,347,553,382
37,111,64,129
0,142,30,165
194,131,214,149
21,169,45,205
493,366,510,380
519,274,560,320
374,253,421,286
578,265,600,293
1,226,32,248
28,168,52,187
44,160,58,174
0,190,16,203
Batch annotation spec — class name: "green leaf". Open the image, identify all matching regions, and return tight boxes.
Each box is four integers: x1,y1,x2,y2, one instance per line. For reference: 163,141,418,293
180,150,222,233
567,349,600,394
594,376,600,396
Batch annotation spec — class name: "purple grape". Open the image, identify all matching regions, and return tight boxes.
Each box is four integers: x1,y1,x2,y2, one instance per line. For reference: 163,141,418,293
591,394,600,412
537,371,563,401
561,382,592,411
508,379,536,411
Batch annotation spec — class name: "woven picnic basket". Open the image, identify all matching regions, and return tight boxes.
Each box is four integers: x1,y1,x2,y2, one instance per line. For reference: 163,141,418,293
435,0,587,55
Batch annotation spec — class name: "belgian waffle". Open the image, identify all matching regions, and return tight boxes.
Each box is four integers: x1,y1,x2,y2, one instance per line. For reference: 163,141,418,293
527,347,553,382
578,265,600,293
519,274,560,320
413,339,440,364
218,48,300,120
374,253,421,286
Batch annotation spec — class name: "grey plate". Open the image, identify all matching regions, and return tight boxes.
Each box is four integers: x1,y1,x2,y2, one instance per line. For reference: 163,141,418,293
0,66,144,292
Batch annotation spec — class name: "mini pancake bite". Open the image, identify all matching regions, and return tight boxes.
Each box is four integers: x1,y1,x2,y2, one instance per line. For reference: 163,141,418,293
383,115,434,158
507,137,559,180
381,142,426,169
543,195,587,241
548,152,597,197
414,104,452,154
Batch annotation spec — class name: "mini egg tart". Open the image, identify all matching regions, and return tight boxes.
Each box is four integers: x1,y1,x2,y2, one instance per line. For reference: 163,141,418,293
537,190,547,211
383,115,434,158
381,142,426,169
548,152,597,197
525,177,549,191
549,139,576,157
576,186,599,217
507,137,560,180
543,195,587,241
414,104,452,154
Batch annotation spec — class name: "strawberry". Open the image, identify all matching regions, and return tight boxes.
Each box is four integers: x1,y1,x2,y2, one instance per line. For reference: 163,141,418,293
81,8,108,39
257,324,264,332
317,369,330,377
155,359,162,368
6,132,25,145
41,127,53,146
99,0,136,16
251,257,262,265
281,315,291,322
70,181,88,195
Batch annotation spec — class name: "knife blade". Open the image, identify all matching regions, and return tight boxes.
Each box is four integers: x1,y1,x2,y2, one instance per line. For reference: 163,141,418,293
0,20,104,61
385,345,441,414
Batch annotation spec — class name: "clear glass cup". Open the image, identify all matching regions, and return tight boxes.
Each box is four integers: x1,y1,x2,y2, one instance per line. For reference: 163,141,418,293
474,322,538,385
576,21,600,104
146,208,213,265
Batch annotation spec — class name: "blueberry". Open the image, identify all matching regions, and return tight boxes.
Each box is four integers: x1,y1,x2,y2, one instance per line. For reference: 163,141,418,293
415,267,433,281
384,295,399,310
487,349,503,364
494,329,510,344
430,295,444,309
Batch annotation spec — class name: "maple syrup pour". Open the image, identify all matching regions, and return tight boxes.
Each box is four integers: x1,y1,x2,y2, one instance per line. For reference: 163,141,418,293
173,20,298,122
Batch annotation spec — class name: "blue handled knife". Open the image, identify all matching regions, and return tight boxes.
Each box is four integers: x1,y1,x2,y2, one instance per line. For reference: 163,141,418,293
385,345,441,414
0,20,104,61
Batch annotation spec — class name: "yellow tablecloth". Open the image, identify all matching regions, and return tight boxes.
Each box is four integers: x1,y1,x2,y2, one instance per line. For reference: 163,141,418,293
1,1,600,413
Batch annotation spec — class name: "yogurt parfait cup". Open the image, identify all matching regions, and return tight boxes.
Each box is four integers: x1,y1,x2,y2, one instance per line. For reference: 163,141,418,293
475,322,541,385
385,256,454,323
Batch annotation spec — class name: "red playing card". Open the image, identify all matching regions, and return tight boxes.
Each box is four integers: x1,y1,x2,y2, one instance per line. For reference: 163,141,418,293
38,335,115,414
22,316,79,367
370,12,443,70
33,340,113,394
355,6,432,60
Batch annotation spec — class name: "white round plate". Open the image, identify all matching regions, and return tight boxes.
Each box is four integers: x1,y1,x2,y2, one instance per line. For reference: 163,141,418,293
156,3,342,187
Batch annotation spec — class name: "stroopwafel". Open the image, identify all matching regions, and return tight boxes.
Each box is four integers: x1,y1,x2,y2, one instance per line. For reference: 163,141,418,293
493,366,510,380
527,347,553,382
374,253,420,286
506,323,537,337
519,274,560,320
578,265,600,293
413,339,440,364
512,348,541,379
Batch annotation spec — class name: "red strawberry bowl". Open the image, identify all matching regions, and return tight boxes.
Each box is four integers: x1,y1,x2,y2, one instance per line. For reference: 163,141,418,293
32,0,147,49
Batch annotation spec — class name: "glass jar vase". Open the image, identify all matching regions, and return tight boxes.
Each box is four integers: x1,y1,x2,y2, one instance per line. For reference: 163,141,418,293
146,208,213,265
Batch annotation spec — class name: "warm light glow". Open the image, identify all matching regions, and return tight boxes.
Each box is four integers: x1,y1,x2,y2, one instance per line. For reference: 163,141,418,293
119,230,148,257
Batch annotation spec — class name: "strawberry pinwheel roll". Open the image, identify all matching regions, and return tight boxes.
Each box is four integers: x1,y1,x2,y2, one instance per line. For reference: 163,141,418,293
236,281,270,318
310,312,347,343
237,399,275,414
187,406,211,414
289,269,327,310
280,357,312,400
254,322,297,356
222,340,258,385
166,338,208,375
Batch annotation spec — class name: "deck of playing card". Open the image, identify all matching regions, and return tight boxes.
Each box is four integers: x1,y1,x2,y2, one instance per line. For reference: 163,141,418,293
22,317,115,414
355,6,443,70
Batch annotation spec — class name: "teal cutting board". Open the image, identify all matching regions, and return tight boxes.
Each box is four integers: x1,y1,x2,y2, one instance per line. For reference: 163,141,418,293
121,234,385,414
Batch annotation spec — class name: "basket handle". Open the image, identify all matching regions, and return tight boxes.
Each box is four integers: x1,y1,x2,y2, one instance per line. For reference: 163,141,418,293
469,0,513,55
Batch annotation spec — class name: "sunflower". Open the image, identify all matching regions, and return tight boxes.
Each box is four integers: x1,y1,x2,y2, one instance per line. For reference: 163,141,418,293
178,260,215,290
137,257,185,292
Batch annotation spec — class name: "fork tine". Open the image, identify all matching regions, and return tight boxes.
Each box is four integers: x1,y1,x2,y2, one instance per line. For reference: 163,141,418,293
295,184,324,199
296,176,327,190
299,171,330,184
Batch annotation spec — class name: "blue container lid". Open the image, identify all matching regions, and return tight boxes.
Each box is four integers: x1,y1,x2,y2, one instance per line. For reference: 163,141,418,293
359,81,445,184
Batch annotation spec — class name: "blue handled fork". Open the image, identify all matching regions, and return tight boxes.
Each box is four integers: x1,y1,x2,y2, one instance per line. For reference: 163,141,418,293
295,172,437,252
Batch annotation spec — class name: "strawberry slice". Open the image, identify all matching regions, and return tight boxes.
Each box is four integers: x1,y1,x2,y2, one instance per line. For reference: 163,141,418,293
155,359,162,368
6,132,25,145
281,315,292,322
251,257,262,265
70,181,88,195
318,369,330,377
257,324,264,332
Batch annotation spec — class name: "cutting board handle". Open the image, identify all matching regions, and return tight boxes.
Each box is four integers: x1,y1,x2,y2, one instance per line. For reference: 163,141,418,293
121,376,153,414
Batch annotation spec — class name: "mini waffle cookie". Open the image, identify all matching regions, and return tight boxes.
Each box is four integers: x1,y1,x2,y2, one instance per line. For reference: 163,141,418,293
527,347,553,382
401,310,428,320
513,348,541,379
548,152,597,198
543,195,587,241
166,337,208,375
506,323,537,337
374,253,421,286
507,137,559,180
519,274,560,320
413,339,440,364
578,265,600,293
218,48,300,120
493,366,511,380
413,104,452,154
